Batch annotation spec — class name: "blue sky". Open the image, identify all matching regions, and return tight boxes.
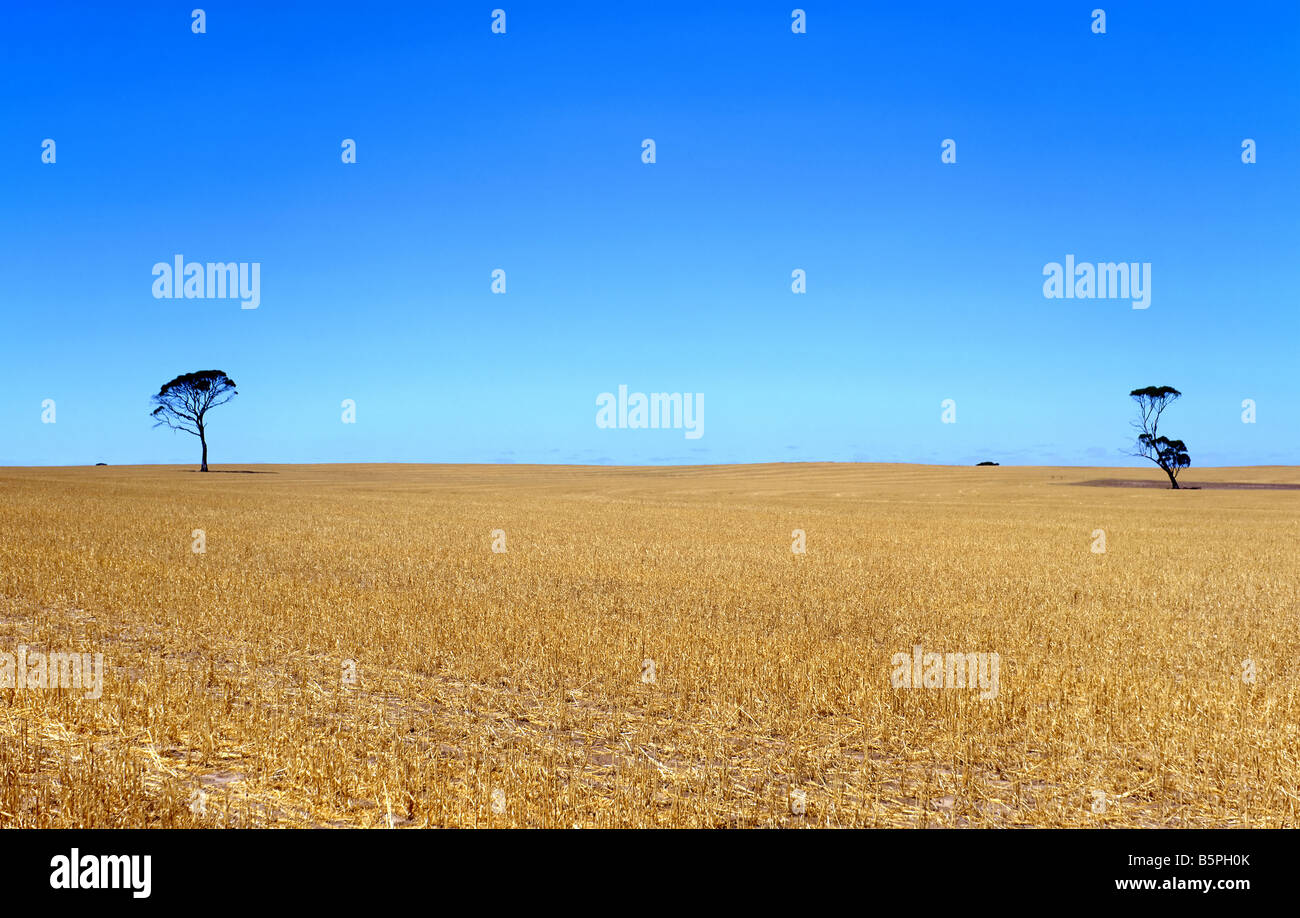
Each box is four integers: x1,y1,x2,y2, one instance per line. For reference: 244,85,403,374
2,1,1296,467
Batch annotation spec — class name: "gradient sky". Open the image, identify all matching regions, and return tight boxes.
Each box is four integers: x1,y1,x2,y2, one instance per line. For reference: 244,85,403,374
2,1,1296,467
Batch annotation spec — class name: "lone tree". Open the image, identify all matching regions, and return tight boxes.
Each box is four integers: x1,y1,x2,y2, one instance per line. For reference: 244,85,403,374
1128,385,1189,489
151,371,238,472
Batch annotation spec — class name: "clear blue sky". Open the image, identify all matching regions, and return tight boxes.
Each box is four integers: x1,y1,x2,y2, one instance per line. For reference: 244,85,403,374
2,1,1296,467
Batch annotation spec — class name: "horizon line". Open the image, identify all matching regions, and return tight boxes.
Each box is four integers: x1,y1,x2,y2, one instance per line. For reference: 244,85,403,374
3,460,1297,471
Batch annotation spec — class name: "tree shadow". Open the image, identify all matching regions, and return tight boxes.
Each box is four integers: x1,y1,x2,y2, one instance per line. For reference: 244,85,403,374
178,469,277,474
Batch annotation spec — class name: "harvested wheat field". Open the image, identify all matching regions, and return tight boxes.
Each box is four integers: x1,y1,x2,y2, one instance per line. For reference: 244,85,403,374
1,462,1297,828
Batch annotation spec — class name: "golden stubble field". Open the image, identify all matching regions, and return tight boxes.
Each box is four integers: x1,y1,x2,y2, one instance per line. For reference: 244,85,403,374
0,462,1297,828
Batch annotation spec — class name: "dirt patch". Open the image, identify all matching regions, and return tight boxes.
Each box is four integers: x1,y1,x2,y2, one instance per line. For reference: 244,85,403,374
1074,478,1300,490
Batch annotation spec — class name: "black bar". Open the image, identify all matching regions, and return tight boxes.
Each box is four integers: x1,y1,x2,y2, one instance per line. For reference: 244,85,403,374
1,828,1276,905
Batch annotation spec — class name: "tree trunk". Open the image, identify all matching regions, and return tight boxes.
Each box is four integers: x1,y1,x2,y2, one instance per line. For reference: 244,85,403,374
200,428,208,472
